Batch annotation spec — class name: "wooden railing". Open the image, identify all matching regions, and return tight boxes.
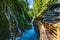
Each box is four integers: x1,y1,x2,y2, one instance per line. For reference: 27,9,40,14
37,21,60,40
56,23,60,40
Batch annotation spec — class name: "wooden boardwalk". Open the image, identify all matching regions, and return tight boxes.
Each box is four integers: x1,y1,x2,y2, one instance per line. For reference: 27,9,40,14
37,21,57,40
40,24,57,40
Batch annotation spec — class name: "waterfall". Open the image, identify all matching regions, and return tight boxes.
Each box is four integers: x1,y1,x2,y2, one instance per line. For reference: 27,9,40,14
30,22,34,29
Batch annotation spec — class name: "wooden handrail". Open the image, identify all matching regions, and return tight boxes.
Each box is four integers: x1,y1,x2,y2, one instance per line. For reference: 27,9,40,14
37,21,57,40
56,23,60,40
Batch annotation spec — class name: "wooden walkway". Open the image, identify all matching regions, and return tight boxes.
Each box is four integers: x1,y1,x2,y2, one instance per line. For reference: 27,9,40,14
37,21,57,40
41,24,57,40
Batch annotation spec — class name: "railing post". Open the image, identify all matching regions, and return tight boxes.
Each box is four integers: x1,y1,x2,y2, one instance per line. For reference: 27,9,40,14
40,28,42,40
37,22,43,40
57,23,60,40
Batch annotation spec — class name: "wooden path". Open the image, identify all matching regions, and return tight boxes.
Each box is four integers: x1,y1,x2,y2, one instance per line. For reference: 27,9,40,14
37,21,57,40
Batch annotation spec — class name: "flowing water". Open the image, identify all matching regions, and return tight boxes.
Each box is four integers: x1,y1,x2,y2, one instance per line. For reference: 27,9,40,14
2,6,57,40
2,5,39,40
15,22,39,40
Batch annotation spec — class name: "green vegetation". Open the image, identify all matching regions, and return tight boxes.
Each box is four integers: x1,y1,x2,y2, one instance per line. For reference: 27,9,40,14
0,0,57,40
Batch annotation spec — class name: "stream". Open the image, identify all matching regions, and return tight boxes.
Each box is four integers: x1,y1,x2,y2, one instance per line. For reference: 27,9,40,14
2,4,39,40
15,22,39,40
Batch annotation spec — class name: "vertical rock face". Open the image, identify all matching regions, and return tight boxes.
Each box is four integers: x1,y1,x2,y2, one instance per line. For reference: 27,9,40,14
0,1,20,39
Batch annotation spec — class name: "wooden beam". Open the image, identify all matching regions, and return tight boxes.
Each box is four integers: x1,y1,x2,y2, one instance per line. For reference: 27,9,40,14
57,23,60,40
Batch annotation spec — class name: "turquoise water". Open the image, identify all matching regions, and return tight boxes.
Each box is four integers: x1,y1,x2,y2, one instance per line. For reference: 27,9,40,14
15,22,39,40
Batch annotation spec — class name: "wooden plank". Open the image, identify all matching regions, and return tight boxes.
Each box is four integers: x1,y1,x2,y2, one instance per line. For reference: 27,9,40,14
57,24,60,40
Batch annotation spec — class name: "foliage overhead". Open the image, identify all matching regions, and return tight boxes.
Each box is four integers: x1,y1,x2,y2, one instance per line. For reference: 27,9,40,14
29,0,57,22
0,0,57,40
